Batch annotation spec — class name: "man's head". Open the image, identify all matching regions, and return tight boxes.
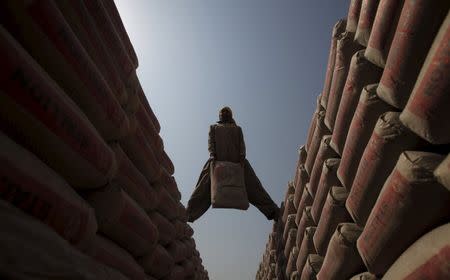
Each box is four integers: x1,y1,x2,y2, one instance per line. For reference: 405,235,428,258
219,106,233,123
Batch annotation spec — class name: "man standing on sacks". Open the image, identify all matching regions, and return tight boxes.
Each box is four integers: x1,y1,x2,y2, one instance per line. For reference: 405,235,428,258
186,107,280,222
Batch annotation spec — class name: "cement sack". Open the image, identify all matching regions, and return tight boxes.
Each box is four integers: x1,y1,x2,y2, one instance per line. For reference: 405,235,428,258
294,165,309,208
305,99,321,152
121,127,163,184
185,223,195,238
309,135,338,196
284,214,298,243
156,185,178,221
296,207,316,249
89,235,146,280
383,223,450,280
314,187,351,256
325,32,364,131
181,259,195,277
85,184,159,257
82,0,135,83
321,20,347,109
400,13,450,144
147,211,176,246
0,1,130,141
174,220,185,240
137,88,161,133
337,84,395,190
0,131,97,251
331,50,383,155
286,246,299,279
295,185,313,225
160,174,182,202
300,254,323,280
365,0,405,68
346,0,363,32
294,147,307,192
0,200,128,280
378,0,449,110
139,244,174,279
101,0,139,69
346,112,424,226
283,194,296,224
435,154,450,191
167,240,187,263
285,229,298,258
357,151,450,276
0,26,117,189
162,265,185,280
135,101,163,149
355,0,381,46
317,223,365,280
291,271,300,280
350,272,378,280
55,0,128,106
284,182,296,206
296,227,317,275
311,158,341,224
160,150,175,176
210,160,249,210
305,111,329,174
113,145,158,211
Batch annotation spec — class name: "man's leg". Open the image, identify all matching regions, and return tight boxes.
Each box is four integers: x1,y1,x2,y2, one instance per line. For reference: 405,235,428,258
186,159,212,222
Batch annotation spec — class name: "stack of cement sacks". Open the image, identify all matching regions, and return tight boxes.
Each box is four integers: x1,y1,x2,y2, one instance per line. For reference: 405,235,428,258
0,1,208,279
256,0,450,279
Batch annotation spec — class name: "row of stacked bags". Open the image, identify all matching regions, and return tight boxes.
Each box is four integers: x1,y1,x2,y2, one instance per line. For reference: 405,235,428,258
0,0,208,279
256,0,449,279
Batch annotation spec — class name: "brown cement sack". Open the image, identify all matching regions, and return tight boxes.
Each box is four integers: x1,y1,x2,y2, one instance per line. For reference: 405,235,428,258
286,246,299,279
314,187,351,256
305,97,323,152
113,145,158,211
325,32,364,131
357,151,450,276
365,0,404,68
284,214,298,243
377,0,449,110
294,147,307,190
291,271,300,280
135,101,163,148
294,165,309,208
355,0,381,46
350,272,378,280
311,158,341,224
331,50,383,155
148,211,176,246
321,19,347,109
0,1,130,141
210,161,249,210
85,184,159,257
296,207,316,249
300,254,323,280
305,111,329,175
284,182,296,204
101,0,139,69
181,259,195,277
295,185,314,225
82,0,135,82
137,88,161,133
160,150,175,175
383,223,450,280
400,13,450,144
0,200,128,280
296,227,317,275
285,229,298,259
156,186,179,221
337,84,395,190
435,154,450,191
0,131,97,251
160,174,182,202
317,223,365,280
346,112,424,226
346,0,363,32
139,244,174,279
162,265,185,280
55,0,128,106
167,240,188,263
283,194,296,224
309,135,339,196
89,235,146,280
0,26,117,189
121,127,163,184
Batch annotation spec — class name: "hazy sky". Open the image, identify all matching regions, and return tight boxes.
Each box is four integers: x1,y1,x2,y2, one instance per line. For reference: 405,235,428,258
115,1,348,279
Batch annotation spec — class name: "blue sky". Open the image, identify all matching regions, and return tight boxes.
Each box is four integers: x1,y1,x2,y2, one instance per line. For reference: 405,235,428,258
115,1,348,279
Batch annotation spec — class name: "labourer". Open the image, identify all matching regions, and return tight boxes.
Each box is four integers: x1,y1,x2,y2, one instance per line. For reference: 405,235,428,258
186,106,280,222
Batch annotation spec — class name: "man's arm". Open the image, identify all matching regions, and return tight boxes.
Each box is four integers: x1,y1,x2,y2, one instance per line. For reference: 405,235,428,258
208,125,216,159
